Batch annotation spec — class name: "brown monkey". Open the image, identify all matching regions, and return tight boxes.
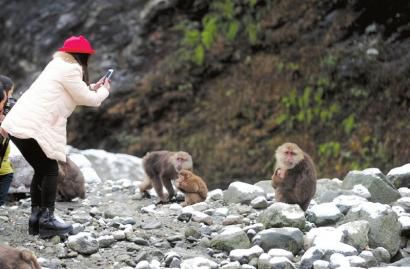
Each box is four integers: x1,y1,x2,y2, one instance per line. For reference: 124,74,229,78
175,169,208,206
271,142,317,211
56,156,86,201
0,245,41,269
139,151,193,203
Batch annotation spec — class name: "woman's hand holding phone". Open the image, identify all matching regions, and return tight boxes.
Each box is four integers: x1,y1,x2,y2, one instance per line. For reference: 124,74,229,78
93,69,114,91
102,78,111,91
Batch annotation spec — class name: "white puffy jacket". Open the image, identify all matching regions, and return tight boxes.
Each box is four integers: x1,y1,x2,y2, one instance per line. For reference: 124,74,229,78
1,52,109,162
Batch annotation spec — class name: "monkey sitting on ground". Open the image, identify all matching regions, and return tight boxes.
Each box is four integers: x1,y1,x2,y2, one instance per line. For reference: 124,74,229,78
175,169,208,206
271,142,317,211
0,245,41,269
139,151,193,203
56,156,86,202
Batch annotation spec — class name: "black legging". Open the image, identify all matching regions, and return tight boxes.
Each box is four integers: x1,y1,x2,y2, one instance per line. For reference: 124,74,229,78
10,136,58,208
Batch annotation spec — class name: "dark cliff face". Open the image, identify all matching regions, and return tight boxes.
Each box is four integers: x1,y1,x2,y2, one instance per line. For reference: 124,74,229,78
1,0,409,189
0,0,149,94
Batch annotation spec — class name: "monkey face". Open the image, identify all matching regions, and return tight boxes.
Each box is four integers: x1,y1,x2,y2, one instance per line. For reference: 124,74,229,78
174,152,193,171
276,142,304,169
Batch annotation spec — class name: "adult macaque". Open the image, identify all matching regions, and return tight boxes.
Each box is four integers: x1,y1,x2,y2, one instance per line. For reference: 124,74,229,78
175,169,208,206
139,151,193,203
56,156,86,202
271,142,317,211
0,245,41,269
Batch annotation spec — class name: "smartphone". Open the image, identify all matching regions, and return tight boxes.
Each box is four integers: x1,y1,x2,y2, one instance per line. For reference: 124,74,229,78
102,69,114,82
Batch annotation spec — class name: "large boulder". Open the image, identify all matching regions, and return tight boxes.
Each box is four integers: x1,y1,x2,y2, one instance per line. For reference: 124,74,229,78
80,149,145,182
342,202,401,256
342,168,400,204
253,228,304,254
223,181,265,204
210,226,250,252
257,203,305,229
387,163,410,189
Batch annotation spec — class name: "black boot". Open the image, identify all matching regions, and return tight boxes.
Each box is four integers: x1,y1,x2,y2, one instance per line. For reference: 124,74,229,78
39,207,73,238
28,206,41,235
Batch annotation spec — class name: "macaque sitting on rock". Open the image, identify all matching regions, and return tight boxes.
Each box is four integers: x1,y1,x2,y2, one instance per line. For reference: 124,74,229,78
139,150,193,203
176,169,208,206
0,245,41,269
56,156,86,201
271,142,317,211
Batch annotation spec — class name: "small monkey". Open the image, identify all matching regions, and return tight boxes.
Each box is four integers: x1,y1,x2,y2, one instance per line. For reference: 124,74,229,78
56,156,86,202
271,142,317,211
0,245,41,269
175,169,208,206
139,151,193,203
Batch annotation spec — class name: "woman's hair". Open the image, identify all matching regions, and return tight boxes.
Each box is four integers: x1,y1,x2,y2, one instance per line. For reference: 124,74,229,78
0,75,14,93
69,53,90,85
0,88,6,104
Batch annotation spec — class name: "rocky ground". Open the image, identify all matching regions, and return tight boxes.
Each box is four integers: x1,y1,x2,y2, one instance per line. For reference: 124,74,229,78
0,147,214,268
0,148,410,269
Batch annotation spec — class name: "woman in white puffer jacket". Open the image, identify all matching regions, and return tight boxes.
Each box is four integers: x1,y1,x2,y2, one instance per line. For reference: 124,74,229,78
0,35,111,238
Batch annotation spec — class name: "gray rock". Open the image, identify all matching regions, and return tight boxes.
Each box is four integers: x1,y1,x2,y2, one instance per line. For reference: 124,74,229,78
347,255,367,267
135,260,150,269
229,245,264,263
67,232,99,255
180,257,218,269
141,220,162,229
300,247,326,269
394,197,410,212
253,180,273,195
221,261,241,269
269,257,296,269
267,248,295,261
314,178,343,203
387,163,410,189
207,189,224,201
250,196,268,209
258,253,273,269
210,226,250,252
257,203,305,229
371,247,391,263
306,203,343,226
342,168,400,204
399,215,410,236
313,260,330,269
224,182,265,204
343,202,401,256
81,149,145,182
223,215,243,225
332,195,368,214
304,227,344,250
253,227,304,254
97,235,115,248
358,250,378,267
329,253,350,268
336,220,370,251
390,257,410,267
314,241,358,259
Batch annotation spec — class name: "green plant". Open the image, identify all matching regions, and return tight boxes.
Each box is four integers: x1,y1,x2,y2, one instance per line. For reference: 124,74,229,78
321,54,338,66
318,141,341,158
276,86,340,130
177,0,265,65
342,114,355,134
